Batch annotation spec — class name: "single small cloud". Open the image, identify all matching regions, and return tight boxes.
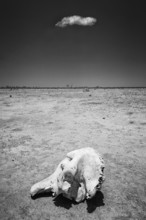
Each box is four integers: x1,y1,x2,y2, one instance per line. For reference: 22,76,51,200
55,15,97,27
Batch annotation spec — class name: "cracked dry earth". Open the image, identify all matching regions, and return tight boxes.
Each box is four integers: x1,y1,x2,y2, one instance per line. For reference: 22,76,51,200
0,88,146,220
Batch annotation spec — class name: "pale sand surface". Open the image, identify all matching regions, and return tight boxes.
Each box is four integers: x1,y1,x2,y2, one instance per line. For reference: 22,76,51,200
0,88,146,220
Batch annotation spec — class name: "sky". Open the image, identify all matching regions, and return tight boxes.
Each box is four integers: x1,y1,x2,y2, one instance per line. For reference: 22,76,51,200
0,0,146,87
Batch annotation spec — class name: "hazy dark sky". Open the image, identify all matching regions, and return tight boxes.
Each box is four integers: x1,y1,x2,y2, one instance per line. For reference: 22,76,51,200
0,0,146,87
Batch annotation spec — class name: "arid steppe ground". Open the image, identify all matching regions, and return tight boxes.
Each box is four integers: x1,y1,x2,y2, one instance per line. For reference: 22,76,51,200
0,88,146,220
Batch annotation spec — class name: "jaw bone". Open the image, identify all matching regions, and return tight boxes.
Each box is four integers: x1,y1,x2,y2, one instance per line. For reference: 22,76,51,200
30,174,57,197
30,157,71,197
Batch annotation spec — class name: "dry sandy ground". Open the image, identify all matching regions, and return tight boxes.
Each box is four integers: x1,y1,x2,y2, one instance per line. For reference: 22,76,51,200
0,88,146,220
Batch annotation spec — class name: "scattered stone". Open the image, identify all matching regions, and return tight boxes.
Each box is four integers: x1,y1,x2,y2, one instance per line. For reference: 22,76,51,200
127,111,133,115
129,121,134,124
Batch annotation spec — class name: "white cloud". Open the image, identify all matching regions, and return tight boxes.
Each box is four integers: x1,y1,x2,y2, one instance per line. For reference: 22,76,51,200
55,15,97,27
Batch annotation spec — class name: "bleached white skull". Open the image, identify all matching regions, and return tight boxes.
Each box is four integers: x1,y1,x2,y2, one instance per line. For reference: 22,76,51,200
30,147,105,202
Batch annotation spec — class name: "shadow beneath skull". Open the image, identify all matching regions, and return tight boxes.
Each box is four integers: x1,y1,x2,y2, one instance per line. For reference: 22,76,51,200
31,191,104,213
31,192,79,209
31,191,52,200
86,191,105,213
53,194,78,209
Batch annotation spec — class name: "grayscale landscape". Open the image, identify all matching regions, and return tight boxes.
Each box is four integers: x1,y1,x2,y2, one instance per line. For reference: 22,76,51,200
0,88,146,220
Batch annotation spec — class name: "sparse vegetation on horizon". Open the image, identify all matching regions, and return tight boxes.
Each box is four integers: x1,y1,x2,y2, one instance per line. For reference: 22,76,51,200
0,85,146,89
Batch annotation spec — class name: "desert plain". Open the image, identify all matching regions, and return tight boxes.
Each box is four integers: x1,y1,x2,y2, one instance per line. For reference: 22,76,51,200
0,88,146,220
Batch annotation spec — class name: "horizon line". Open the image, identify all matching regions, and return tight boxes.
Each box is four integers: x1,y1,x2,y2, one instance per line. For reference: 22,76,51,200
0,86,146,89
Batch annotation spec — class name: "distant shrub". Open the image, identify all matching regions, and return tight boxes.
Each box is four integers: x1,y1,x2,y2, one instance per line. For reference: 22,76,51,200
83,88,90,92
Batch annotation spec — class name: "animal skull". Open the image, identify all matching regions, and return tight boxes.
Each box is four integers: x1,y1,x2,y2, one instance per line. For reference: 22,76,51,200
30,147,105,202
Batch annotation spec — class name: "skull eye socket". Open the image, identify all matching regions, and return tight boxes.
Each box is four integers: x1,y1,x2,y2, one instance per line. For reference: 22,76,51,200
101,167,104,172
96,184,100,189
99,177,103,183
